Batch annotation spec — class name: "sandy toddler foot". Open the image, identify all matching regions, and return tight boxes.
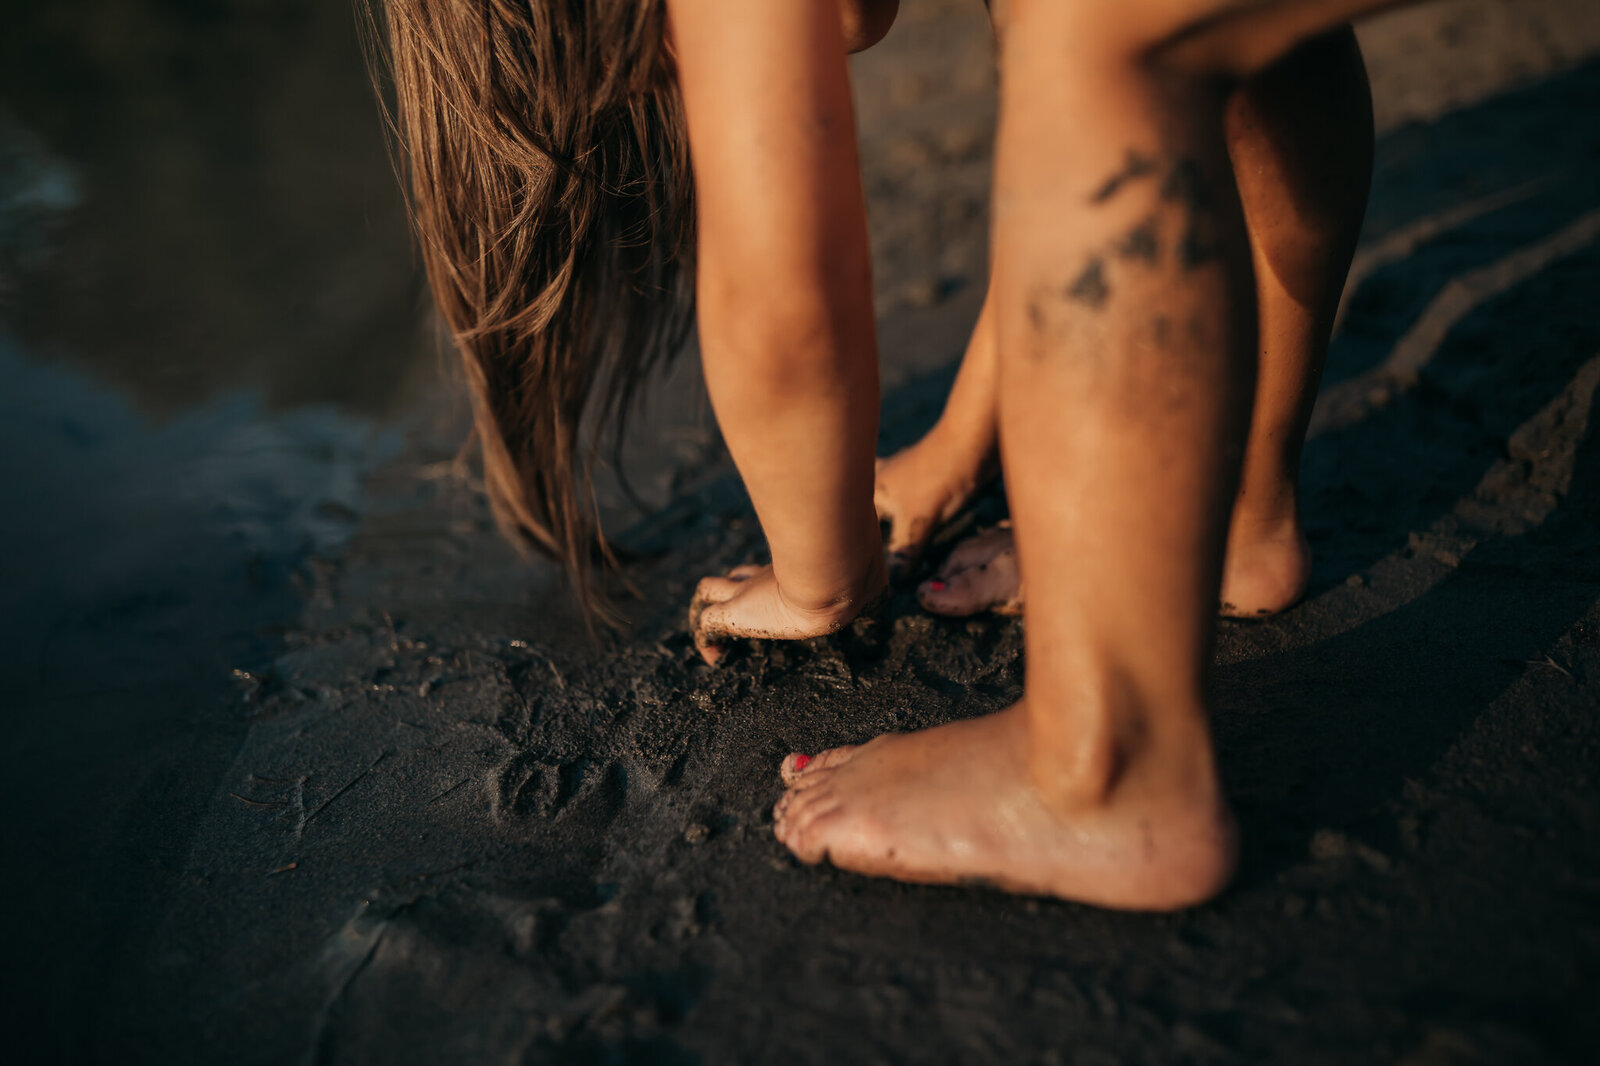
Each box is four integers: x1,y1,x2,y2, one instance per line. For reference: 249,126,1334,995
690,560,888,666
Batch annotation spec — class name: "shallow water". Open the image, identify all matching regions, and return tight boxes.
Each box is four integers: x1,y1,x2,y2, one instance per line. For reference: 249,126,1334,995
1,0,430,412
0,0,432,715
1,0,427,579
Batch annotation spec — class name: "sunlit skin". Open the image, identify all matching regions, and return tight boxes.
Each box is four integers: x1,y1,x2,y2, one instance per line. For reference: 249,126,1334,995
885,27,1374,621
670,0,1410,908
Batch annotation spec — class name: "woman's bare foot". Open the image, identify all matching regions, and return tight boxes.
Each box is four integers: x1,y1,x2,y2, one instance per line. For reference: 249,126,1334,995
915,522,1022,616
772,704,1237,910
874,423,999,576
917,515,1310,619
1219,512,1311,618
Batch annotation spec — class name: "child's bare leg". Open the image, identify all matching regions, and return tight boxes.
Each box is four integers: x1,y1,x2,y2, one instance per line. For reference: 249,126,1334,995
1220,27,1371,616
670,0,889,664
773,0,1407,908
915,28,1374,620
874,290,1000,573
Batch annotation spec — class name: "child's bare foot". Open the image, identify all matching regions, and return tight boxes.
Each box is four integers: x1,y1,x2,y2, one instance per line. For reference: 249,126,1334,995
917,515,1310,619
914,522,1022,616
875,424,999,576
1219,513,1311,618
689,558,888,666
772,704,1237,910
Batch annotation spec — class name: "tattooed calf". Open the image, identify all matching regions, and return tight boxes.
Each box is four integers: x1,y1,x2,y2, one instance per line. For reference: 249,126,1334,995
1057,151,1223,314
1067,257,1111,309
1091,149,1159,204
1162,157,1222,267
1159,158,1214,213
1115,215,1162,264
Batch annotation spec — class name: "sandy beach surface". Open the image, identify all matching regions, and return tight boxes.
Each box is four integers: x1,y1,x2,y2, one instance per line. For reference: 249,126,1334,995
4,1,1600,1062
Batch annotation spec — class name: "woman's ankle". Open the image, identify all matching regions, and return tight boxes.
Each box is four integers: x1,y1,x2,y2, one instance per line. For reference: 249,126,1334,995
1019,684,1220,812
1229,475,1303,540
1013,685,1236,908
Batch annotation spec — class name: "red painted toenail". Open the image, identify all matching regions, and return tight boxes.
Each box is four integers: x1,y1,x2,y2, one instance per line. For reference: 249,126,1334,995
793,754,811,771
927,580,947,591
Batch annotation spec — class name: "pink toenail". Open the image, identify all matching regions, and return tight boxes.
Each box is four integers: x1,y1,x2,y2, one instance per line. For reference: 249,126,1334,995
793,754,811,771
927,580,947,591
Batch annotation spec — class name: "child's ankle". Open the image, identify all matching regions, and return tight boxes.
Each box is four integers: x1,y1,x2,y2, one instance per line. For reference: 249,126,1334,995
777,548,888,629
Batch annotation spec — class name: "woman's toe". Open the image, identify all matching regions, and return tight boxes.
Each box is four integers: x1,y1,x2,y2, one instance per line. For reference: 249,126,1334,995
779,752,812,784
919,531,1021,617
918,566,1009,616
780,745,860,786
777,791,842,865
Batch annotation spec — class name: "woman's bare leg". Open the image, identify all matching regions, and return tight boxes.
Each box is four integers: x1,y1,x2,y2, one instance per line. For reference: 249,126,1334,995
908,27,1374,620
779,1,1250,909
1220,27,1372,616
774,0,1409,908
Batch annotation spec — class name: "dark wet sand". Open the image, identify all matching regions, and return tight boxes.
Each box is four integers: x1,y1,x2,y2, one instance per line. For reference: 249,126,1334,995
6,1,1600,1062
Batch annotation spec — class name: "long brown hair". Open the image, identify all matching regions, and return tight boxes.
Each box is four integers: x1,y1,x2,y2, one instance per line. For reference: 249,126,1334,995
362,0,695,624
